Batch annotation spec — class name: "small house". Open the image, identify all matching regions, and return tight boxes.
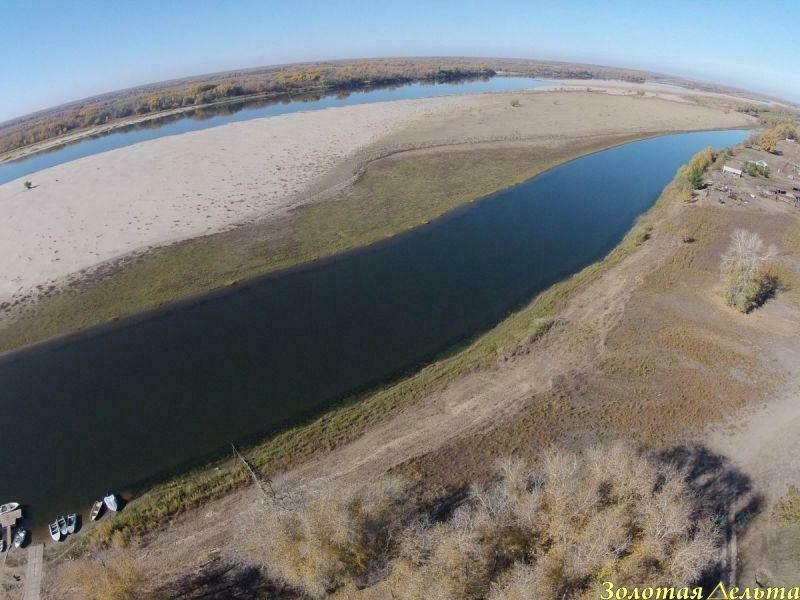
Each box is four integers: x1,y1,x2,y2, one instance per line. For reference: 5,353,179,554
723,165,743,177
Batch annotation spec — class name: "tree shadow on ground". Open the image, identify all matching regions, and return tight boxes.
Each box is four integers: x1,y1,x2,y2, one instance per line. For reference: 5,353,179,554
152,554,303,599
657,443,764,586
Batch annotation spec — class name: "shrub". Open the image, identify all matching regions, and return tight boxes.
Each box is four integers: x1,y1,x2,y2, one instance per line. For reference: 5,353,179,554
386,444,719,599
634,225,652,245
61,551,143,600
23,180,32,190
264,478,413,597
744,132,761,148
744,162,769,178
510,98,520,108
777,486,800,524
721,229,777,312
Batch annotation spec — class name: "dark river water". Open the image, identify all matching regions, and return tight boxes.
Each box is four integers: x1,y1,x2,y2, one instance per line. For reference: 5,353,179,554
0,129,747,531
0,76,550,185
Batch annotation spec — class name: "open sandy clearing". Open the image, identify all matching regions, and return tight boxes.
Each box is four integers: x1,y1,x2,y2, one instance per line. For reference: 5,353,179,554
0,91,752,309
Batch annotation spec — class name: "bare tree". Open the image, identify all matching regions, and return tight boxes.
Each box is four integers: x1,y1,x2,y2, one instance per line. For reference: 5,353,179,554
720,229,777,312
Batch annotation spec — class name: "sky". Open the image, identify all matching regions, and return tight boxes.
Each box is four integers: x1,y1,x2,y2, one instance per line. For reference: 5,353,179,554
1,0,798,122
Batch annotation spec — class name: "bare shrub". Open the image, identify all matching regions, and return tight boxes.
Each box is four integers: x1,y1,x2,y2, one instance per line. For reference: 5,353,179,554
721,229,777,312
61,551,143,600
264,477,412,598
387,444,720,600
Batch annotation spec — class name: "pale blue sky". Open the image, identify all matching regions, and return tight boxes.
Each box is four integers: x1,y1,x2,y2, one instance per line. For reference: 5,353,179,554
1,0,798,122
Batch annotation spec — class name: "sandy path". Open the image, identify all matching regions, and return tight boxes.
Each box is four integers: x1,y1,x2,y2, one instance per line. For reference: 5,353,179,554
707,306,800,500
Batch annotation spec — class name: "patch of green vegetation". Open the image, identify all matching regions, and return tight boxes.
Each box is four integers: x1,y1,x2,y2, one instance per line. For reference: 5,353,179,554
675,146,716,201
744,161,769,178
0,135,643,354
633,224,653,245
81,164,674,551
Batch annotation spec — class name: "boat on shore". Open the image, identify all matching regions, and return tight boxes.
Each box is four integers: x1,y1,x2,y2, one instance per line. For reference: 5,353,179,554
13,528,27,548
90,500,104,521
49,521,61,542
103,493,119,512
0,502,19,515
66,514,77,534
57,516,68,537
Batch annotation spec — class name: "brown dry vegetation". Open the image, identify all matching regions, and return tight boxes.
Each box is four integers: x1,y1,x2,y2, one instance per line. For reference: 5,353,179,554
255,444,720,599
59,551,142,600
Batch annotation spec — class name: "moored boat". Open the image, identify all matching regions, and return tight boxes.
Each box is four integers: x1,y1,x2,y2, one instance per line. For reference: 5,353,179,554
103,493,119,512
57,515,68,537
66,514,77,534
0,502,19,515
90,500,104,521
13,528,27,548
49,521,61,542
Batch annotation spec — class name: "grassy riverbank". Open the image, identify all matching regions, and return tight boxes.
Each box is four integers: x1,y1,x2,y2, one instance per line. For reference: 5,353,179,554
0,133,648,355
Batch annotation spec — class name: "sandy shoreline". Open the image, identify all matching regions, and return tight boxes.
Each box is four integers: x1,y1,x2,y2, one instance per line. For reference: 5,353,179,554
0,89,753,310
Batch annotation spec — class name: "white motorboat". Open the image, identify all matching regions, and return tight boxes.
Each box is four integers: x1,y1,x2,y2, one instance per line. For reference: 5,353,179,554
58,515,68,537
49,521,62,542
103,493,119,512
0,502,19,515
13,528,27,548
66,514,77,534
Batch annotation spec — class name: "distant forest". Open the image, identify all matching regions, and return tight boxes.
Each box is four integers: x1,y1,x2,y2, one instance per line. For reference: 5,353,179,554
0,57,737,157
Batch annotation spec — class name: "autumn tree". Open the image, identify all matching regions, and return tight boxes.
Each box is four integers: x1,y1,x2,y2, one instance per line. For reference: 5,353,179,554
759,129,779,153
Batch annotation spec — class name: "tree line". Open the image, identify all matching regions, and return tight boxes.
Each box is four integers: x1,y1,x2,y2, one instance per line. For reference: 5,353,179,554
0,57,656,156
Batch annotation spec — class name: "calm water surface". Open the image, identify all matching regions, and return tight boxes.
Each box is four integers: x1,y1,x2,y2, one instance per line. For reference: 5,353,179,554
0,77,550,185
1,129,747,529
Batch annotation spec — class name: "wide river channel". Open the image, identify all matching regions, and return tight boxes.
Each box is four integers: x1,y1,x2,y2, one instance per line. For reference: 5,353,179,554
1,128,747,529
0,76,551,185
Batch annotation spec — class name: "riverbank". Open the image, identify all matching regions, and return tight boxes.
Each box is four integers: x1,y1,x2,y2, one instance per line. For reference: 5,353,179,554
0,90,754,354
33,138,800,598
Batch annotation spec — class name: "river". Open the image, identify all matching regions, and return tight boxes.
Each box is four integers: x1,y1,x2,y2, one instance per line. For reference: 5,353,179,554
0,129,747,529
0,76,551,185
